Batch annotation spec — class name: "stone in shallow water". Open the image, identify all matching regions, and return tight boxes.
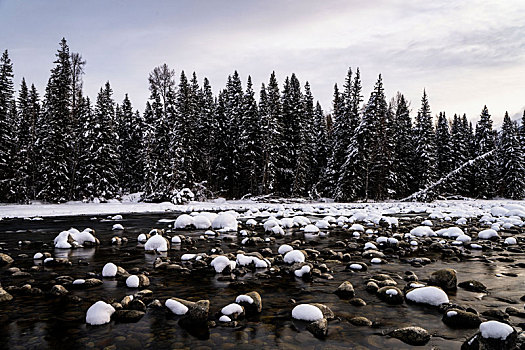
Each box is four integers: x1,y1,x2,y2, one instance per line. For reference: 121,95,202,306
377,286,404,305
349,316,372,327
0,288,13,302
429,269,457,290
306,317,328,338
112,310,145,323
442,309,482,329
334,281,355,299
389,326,431,346
458,280,487,293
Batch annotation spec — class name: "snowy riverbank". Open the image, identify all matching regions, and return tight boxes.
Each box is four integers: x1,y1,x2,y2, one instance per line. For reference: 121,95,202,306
1,198,524,220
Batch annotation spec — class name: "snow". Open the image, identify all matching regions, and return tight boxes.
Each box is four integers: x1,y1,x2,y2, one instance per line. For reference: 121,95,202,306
171,235,181,244
283,250,305,264
86,301,115,325
263,219,280,232
219,315,231,322
165,299,189,315
126,275,139,288
245,218,257,226
112,223,124,230
447,311,458,317
478,229,499,240
211,213,238,231
349,263,363,270
315,220,330,229
137,233,148,243
386,288,398,296
406,286,449,306
456,234,472,243
221,303,243,316
371,258,382,264
504,237,517,245
193,215,211,229
291,304,324,321
409,226,436,237
421,220,433,226
294,265,311,277
102,262,118,277
144,235,168,251
364,242,377,250
236,254,269,268
235,295,254,304
210,256,236,273
174,214,194,229
479,321,514,340
278,244,293,255
181,254,196,261
436,227,463,238
33,252,43,259
54,228,96,248
303,224,320,233
349,223,364,232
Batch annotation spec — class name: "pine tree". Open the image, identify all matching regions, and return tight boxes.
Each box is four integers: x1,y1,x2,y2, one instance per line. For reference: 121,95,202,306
212,89,229,193
38,38,73,202
195,77,215,186
450,114,470,195
79,82,119,199
292,81,316,197
0,49,16,201
118,94,143,193
412,90,437,191
474,106,497,198
391,93,414,198
435,112,452,179
279,73,303,196
520,110,525,153
260,72,282,194
498,112,525,199
142,101,157,196
322,83,344,195
239,76,261,196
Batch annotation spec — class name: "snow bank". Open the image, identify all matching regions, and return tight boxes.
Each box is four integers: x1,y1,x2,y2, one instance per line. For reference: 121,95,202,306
291,304,323,321
406,286,449,306
86,301,115,325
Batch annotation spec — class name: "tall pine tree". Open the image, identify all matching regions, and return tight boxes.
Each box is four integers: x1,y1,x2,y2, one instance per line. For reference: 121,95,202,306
412,90,436,191
498,112,525,199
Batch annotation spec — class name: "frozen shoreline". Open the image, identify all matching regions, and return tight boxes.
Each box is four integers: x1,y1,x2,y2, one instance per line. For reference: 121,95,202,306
0,199,524,219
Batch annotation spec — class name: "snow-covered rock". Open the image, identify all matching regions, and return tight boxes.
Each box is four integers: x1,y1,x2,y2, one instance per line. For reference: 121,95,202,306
409,226,436,237
144,235,169,251
283,250,305,264
294,265,311,277
193,215,211,229
112,223,124,230
406,286,449,306
236,254,269,268
303,224,320,233
86,301,115,325
479,320,514,340
102,262,118,277
291,304,323,321
174,214,194,229
212,213,238,231
278,244,293,255
478,229,499,240
126,275,139,288
210,256,236,273
165,299,189,315
221,303,243,316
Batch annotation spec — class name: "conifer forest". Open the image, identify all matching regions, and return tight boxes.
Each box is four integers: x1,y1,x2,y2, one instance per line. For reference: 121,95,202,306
1,38,524,204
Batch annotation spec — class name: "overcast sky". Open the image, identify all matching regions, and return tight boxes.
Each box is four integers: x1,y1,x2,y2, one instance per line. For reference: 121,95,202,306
1,0,524,125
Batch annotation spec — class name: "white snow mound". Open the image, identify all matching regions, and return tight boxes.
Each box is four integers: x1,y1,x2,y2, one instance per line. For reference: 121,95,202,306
86,301,115,325
291,304,323,321
406,286,449,306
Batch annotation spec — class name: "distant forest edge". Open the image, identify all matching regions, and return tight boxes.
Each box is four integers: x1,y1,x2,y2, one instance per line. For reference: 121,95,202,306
0,38,524,204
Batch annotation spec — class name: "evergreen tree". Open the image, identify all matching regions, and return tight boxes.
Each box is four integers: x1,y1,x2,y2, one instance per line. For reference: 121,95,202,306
38,38,73,202
498,112,525,199
322,83,344,195
391,93,414,198
292,81,316,197
0,49,15,201
412,90,436,191
260,72,282,194
450,114,470,195
312,102,328,196
520,111,525,153
435,111,452,179
195,77,215,186
142,101,157,196
474,106,497,198
239,76,261,196
79,82,119,199
118,94,143,193
212,89,230,193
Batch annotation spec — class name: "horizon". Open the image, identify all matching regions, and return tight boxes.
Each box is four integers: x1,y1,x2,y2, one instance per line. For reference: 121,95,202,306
1,0,525,125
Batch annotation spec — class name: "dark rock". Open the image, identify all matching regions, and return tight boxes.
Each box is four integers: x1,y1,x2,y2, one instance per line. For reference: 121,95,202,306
50,285,68,296
349,297,366,306
349,316,372,326
113,310,145,323
334,281,355,299
429,269,457,290
389,326,431,346
168,297,210,327
458,280,487,293
306,317,328,338
0,288,13,302
505,306,525,318
482,309,509,322
236,291,262,314
377,286,404,305
0,253,14,266
442,309,482,328
310,303,334,320
128,299,146,312
366,281,379,294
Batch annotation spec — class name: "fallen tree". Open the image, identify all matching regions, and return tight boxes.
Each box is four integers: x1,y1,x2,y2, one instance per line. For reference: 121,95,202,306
402,150,495,202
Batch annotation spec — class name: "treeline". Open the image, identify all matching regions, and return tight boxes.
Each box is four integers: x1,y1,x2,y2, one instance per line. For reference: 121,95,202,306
0,38,524,203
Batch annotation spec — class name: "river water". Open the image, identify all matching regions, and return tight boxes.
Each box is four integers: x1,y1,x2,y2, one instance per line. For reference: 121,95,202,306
0,212,524,349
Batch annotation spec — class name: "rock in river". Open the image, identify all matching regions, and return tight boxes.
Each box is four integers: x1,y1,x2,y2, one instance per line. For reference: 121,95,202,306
389,326,431,346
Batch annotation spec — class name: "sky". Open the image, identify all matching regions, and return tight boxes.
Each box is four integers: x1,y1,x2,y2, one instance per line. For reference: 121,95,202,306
1,0,525,125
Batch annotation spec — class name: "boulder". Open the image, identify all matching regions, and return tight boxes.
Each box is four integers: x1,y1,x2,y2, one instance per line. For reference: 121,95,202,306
0,253,14,266
334,281,355,299
429,269,457,290
306,317,328,338
442,309,482,328
113,310,145,323
389,326,431,346
377,286,404,305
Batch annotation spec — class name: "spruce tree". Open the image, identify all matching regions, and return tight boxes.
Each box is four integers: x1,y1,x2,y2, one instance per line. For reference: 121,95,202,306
195,77,215,187
435,111,452,180
474,106,497,198
450,114,470,195
142,101,157,197
239,76,261,196
312,102,328,191
391,93,414,198
292,81,316,197
79,82,119,199
118,94,143,193
322,83,344,195
260,72,282,195
38,38,73,202
0,50,15,201
412,90,437,191
498,112,525,199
